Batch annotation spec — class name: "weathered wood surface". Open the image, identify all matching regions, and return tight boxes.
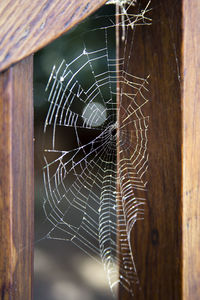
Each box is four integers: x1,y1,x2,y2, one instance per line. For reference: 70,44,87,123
117,0,200,299
0,0,107,72
118,0,182,299
0,56,34,300
182,0,200,299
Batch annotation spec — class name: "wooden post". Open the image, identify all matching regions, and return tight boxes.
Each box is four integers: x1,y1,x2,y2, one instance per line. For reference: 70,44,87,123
182,1,200,298
117,0,200,299
0,56,34,300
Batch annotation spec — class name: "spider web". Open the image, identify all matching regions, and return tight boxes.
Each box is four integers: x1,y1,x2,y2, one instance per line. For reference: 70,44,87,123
42,1,151,297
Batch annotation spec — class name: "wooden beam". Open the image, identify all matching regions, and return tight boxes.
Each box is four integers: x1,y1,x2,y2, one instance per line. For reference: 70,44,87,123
0,0,107,72
0,56,34,300
182,0,200,299
117,0,200,299
118,0,182,299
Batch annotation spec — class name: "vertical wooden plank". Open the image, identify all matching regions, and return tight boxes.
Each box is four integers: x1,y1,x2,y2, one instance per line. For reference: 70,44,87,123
182,1,200,299
117,0,182,299
0,56,34,300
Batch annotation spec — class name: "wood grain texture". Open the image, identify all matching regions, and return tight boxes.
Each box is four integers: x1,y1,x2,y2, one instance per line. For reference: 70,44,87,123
118,0,182,299
182,0,200,299
0,0,107,72
0,56,34,300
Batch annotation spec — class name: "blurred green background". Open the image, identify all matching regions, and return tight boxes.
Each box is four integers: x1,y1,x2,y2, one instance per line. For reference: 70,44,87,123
34,4,116,300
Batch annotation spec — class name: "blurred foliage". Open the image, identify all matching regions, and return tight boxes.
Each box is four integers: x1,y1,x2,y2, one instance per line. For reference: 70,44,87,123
34,5,116,300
